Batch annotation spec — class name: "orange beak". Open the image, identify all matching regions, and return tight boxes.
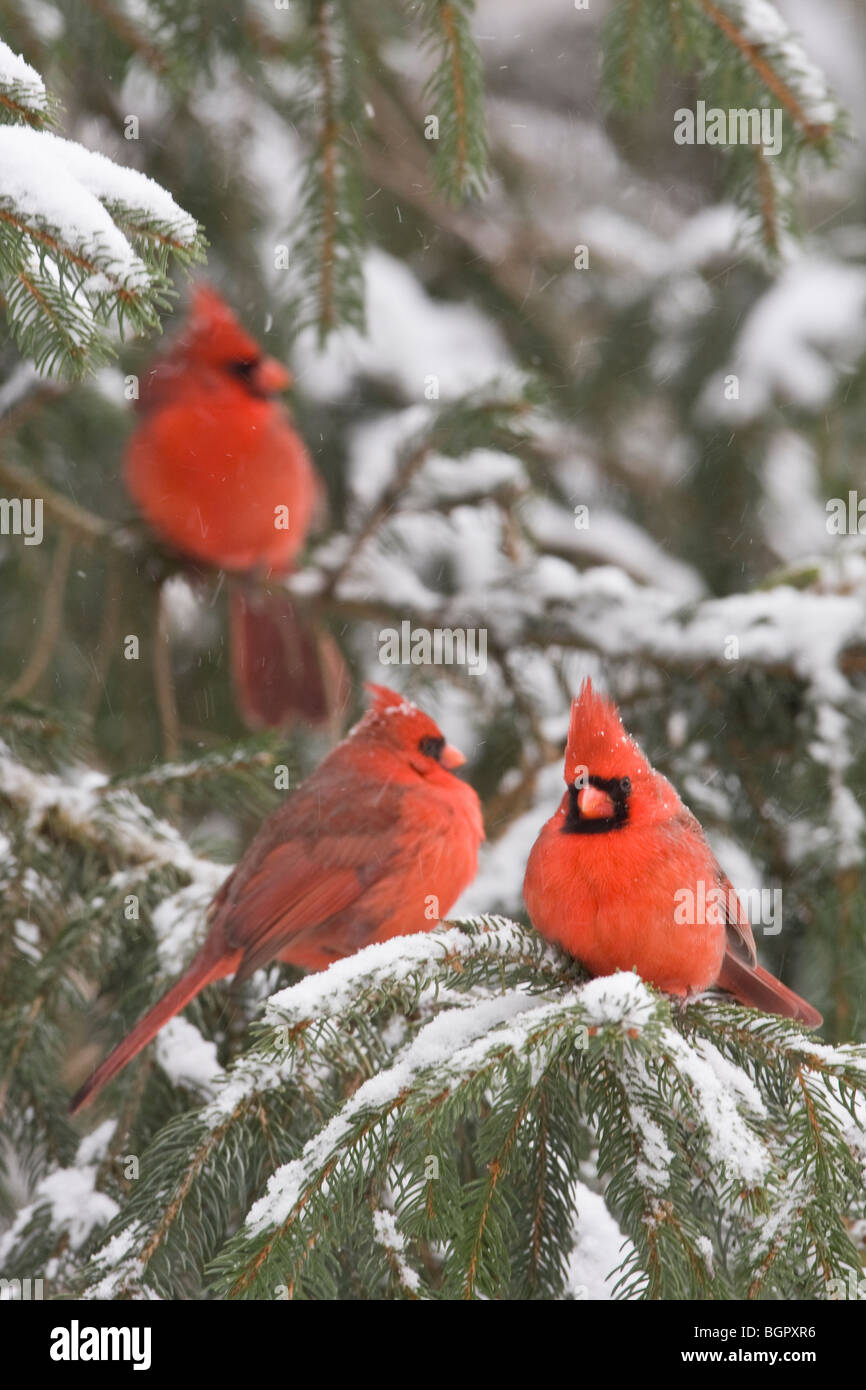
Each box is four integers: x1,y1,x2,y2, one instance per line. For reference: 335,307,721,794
576,783,614,819
252,355,292,394
441,743,466,770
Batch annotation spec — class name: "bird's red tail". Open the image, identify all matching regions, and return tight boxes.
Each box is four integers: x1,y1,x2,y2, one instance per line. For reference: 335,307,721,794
717,952,822,1028
69,951,232,1115
229,583,348,729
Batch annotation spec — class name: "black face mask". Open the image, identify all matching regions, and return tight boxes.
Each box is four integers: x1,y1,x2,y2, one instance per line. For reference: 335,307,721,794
562,775,631,836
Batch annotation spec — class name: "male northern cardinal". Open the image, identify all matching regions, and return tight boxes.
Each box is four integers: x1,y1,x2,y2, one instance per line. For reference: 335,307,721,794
126,283,344,727
70,685,484,1113
523,679,821,1027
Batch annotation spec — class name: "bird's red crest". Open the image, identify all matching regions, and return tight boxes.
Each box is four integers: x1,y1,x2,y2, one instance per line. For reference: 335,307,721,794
356,684,467,770
360,682,432,743
565,678,649,784
189,283,238,330
364,683,414,717
181,283,264,366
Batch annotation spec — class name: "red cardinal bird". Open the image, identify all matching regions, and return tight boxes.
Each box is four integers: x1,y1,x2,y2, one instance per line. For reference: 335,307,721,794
125,283,345,727
524,679,821,1027
70,685,484,1113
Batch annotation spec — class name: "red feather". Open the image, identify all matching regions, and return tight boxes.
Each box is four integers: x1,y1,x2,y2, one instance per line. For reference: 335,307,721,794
524,679,821,1027
70,686,483,1113
125,283,345,727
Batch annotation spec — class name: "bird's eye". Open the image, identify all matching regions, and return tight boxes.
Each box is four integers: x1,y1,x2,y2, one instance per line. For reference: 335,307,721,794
227,357,259,380
620,777,631,793
418,736,445,761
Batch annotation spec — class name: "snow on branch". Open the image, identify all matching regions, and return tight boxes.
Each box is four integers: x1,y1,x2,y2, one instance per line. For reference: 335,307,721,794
207,946,866,1300
0,38,50,126
0,1124,120,1289
700,0,838,138
601,0,842,254
0,45,205,377
0,739,225,892
261,914,568,1028
18,888,866,1301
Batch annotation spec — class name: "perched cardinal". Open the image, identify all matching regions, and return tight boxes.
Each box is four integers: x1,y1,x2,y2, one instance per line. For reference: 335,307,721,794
524,679,821,1027
125,283,344,727
70,685,484,1113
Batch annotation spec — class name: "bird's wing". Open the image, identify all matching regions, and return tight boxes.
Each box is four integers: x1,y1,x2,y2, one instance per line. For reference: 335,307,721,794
716,867,757,967
671,804,757,966
212,780,407,978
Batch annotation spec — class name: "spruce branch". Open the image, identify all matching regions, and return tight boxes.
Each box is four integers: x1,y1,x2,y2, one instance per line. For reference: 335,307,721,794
602,0,668,112
5,863,866,1300
289,0,365,341
189,945,866,1301
0,37,56,128
418,1,488,201
698,0,834,144
78,919,575,1298
310,0,341,338
601,0,842,252
320,386,538,596
81,0,170,76
0,55,205,377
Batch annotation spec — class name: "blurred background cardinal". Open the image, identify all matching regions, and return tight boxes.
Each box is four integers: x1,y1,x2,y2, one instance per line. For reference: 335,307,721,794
524,679,822,1028
125,283,348,730
70,684,484,1113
